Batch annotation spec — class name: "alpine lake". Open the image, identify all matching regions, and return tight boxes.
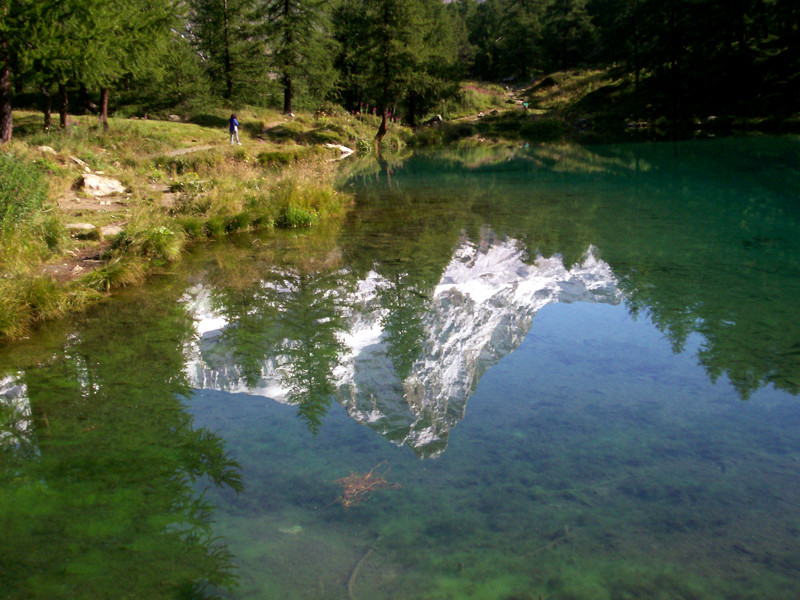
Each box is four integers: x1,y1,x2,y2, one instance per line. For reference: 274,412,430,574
2,136,800,600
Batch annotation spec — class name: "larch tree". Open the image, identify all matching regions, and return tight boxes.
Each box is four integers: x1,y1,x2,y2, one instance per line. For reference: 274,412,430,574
335,0,460,135
0,0,52,142
190,0,255,100
255,0,337,115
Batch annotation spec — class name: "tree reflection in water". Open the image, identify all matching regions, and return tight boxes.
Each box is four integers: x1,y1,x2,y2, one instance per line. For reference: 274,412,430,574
0,290,242,600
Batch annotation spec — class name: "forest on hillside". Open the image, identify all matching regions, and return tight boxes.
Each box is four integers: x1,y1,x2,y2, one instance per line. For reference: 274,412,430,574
1,0,798,142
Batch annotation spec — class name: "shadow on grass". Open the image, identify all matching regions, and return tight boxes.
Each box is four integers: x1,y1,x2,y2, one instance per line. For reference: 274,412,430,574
189,114,228,129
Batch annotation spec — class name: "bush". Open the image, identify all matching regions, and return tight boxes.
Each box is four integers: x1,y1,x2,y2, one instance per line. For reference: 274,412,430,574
0,154,48,233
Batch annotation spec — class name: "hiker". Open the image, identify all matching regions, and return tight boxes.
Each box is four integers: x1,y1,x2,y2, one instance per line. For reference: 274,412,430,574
229,113,241,145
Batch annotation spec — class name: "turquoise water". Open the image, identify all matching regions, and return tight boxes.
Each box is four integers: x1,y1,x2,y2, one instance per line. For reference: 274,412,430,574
2,137,800,599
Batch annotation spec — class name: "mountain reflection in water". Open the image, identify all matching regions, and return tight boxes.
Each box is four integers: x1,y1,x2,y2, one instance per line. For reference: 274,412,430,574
184,234,620,457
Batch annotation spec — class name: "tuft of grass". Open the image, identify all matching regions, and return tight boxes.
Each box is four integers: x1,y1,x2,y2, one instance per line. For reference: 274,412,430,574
249,210,275,230
0,275,101,340
276,204,318,229
112,212,186,262
225,212,252,233
0,281,33,339
203,216,227,238
177,216,206,238
19,277,68,322
81,257,145,293
34,213,67,252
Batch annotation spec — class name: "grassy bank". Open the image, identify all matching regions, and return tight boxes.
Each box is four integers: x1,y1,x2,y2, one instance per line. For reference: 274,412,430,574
4,69,795,341
0,106,409,341
413,70,800,148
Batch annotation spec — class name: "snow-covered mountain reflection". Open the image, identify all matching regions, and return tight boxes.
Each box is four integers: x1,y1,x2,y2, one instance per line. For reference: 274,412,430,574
0,374,34,453
183,235,622,457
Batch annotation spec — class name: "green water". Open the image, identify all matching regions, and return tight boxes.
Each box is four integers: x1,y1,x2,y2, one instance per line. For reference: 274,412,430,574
2,137,800,599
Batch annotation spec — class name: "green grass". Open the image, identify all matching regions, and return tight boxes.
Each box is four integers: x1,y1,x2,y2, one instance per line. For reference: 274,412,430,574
0,153,48,233
439,82,510,120
81,257,146,293
0,104,384,341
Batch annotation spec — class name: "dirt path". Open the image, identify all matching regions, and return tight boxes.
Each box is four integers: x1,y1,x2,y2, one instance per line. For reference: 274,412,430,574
163,144,217,157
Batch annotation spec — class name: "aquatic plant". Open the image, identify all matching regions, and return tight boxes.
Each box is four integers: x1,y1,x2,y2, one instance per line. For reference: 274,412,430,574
334,463,400,509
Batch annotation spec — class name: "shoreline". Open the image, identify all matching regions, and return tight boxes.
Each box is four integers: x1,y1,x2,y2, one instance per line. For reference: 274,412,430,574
1,91,796,343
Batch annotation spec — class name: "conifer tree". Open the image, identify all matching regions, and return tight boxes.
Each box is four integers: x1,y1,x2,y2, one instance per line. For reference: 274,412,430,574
190,0,256,99
255,0,337,114
335,0,459,129
542,0,595,70
0,0,49,142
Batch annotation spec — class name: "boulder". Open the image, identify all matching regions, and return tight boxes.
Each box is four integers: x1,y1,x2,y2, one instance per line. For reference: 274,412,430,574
81,173,126,197
168,114,182,122
36,145,57,155
66,223,99,240
100,224,125,239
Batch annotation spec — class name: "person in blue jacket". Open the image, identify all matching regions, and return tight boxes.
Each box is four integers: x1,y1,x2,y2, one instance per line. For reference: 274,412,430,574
229,113,241,145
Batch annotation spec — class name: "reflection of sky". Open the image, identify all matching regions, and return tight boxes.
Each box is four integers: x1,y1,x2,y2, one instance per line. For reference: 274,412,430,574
182,235,622,456
0,374,32,450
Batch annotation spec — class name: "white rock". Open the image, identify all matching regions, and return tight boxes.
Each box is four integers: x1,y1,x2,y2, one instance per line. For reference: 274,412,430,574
81,173,125,197
100,224,124,238
66,222,99,239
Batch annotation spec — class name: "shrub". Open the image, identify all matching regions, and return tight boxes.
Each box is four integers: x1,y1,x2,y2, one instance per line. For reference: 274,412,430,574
0,153,48,233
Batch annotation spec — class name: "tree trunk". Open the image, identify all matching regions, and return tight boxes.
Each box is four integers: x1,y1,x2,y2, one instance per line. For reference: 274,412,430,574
41,86,52,130
59,83,68,129
79,83,98,113
283,72,293,115
281,0,293,115
374,111,387,144
0,57,11,144
222,0,233,99
406,96,417,128
100,87,109,130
